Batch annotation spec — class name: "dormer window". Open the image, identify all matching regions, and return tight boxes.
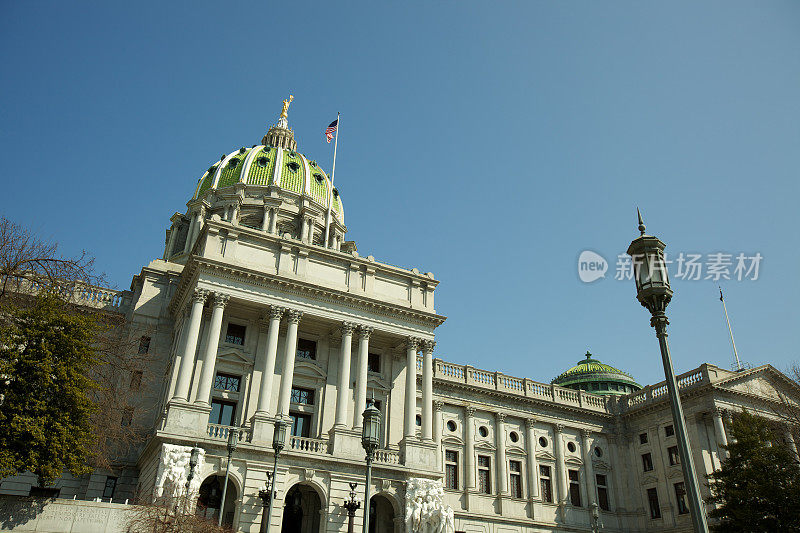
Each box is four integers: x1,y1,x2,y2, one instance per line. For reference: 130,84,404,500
257,157,269,167
228,157,240,167
313,173,324,182
286,161,300,172
332,188,339,198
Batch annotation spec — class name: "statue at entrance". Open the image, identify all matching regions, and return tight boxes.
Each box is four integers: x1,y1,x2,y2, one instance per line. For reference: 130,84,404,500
405,479,455,533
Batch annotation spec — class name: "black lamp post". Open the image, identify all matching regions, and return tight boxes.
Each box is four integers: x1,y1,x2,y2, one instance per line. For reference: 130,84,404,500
258,472,277,533
361,398,381,533
343,482,361,533
262,418,289,533
182,446,201,517
626,210,709,533
218,428,239,527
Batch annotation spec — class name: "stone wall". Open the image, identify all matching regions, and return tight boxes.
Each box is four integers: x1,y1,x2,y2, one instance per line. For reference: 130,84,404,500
0,497,136,532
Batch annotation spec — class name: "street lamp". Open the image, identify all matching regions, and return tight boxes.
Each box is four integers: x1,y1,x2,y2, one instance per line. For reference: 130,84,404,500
626,210,709,533
262,417,289,533
182,446,201,517
361,398,381,533
258,472,277,533
218,428,239,527
343,482,361,533
590,502,600,533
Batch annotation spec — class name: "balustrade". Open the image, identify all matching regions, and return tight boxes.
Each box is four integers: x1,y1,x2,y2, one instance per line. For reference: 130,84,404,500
290,436,329,454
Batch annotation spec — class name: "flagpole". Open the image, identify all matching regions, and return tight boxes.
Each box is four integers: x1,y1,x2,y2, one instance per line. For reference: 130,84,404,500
719,287,743,371
324,112,340,249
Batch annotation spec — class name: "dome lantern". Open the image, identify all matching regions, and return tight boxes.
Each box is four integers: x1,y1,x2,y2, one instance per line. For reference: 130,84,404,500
262,94,297,151
552,351,641,396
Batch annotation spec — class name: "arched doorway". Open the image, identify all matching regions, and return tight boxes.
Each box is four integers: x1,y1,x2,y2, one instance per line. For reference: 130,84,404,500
369,494,396,533
196,474,237,527
282,483,322,533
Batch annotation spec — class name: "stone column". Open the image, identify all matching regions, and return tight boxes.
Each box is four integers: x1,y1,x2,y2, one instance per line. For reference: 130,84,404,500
404,338,420,439
422,340,435,441
553,424,567,505
724,410,736,444
269,208,278,234
194,293,230,405
580,429,596,508
352,325,373,428
712,407,729,458
276,309,303,418
433,401,444,445
172,288,208,401
526,418,539,500
261,205,270,231
785,427,798,459
496,413,508,495
165,221,178,260
334,322,355,428
255,306,284,414
465,406,476,490
184,209,203,254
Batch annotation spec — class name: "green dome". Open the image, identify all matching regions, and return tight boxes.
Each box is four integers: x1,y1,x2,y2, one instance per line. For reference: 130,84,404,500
552,352,642,396
192,145,344,221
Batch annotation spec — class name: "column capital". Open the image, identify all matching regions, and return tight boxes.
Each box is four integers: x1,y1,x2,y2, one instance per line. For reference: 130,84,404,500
358,325,374,340
211,292,231,308
269,305,286,321
191,288,210,304
526,418,537,429
286,309,304,324
466,405,476,418
495,412,506,423
713,406,726,418
554,423,564,434
422,339,436,353
406,337,423,351
340,322,358,336
434,400,445,412
581,428,592,439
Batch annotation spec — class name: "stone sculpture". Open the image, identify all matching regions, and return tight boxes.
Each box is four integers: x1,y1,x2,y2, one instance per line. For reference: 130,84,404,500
153,443,205,507
405,478,455,533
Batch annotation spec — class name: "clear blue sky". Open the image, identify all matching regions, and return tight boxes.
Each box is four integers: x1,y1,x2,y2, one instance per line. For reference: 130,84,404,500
2,2,798,386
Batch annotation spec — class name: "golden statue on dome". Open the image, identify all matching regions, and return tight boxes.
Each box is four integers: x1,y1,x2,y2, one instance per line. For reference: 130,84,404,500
280,94,294,120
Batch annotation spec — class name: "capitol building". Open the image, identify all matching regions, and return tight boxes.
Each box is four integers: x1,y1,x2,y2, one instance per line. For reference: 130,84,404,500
1,102,798,533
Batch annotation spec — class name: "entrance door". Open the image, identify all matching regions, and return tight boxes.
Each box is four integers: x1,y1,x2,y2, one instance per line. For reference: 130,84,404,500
281,484,321,533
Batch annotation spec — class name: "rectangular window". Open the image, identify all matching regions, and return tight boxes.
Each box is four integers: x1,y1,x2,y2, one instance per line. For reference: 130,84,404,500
596,474,609,511
647,488,661,519
674,482,688,515
668,446,680,466
103,477,117,499
29,487,60,498
138,336,151,354
477,455,492,494
445,451,459,490
289,412,312,438
213,373,241,392
642,452,654,472
225,323,246,345
639,432,649,444
209,400,236,426
290,387,315,405
539,466,553,503
296,338,317,360
368,353,381,373
509,460,523,498
130,370,143,391
665,425,675,437
121,408,133,427
568,469,582,507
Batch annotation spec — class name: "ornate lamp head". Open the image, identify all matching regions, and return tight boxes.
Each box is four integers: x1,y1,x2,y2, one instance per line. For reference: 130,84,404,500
361,398,381,455
226,428,239,455
273,418,289,454
626,209,672,316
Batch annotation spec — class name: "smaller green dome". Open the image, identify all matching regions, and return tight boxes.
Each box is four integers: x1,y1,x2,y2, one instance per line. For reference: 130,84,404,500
552,352,642,396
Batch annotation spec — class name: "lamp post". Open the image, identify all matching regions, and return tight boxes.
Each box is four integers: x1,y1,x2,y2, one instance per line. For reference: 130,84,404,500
182,446,201,518
361,398,381,533
626,210,709,533
590,502,600,533
263,417,289,533
343,482,361,533
218,428,239,527
258,472,277,533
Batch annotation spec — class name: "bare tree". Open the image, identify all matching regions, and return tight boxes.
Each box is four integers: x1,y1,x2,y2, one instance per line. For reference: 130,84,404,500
0,216,102,304
125,492,236,533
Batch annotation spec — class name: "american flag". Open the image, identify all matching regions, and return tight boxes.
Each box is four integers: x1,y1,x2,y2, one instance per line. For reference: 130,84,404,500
325,118,338,143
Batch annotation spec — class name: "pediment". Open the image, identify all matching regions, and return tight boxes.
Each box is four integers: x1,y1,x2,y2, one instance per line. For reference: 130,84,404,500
506,445,526,456
367,376,390,392
592,459,611,471
294,361,326,380
218,351,252,366
442,435,463,446
666,467,683,479
641,474,658,485
715,366,800,405
475,442,496,452
565,456,583,466
536,451,556,461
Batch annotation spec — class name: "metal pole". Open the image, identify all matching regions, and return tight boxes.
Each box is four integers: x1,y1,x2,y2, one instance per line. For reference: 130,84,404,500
719,288,742,371
218,446,233,527
323,112,340,249
652,314,709,533
265,451,280,533
362,457,372,533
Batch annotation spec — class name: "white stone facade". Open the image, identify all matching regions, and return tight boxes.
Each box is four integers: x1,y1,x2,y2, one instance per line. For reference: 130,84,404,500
2,121,799,533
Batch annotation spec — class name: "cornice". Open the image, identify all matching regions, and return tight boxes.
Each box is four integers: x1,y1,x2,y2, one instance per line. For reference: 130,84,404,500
169,256,446,329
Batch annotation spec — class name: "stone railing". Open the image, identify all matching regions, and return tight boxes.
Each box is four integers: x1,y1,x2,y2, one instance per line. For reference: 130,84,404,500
620,367,709,411
19,278,132,312
374,448,402,464
289,436,329,454
428,358,612,413
207,423,252,442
